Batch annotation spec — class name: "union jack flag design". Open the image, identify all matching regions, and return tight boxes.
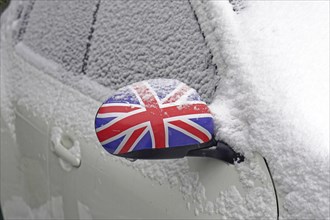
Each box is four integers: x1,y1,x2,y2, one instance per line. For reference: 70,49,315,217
95,79,214,155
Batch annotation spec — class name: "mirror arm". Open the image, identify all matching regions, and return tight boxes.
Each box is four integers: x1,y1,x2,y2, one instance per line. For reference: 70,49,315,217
186,140,244,164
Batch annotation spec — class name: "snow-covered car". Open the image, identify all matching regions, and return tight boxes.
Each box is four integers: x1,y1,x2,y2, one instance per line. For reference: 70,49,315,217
1,0,328,219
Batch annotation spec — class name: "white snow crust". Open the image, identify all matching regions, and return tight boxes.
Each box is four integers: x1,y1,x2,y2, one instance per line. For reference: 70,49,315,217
191,0,329,219
1,1,275,219
21,0,96,74
86,0,218,104
1,0,329,219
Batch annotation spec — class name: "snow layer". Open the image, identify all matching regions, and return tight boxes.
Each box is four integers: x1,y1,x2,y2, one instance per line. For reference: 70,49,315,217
85,0,218,104
2,0,328,219
22,0,96,74
2,43,276,218
191,0,329,219
1,1,276,219
16,0,219,104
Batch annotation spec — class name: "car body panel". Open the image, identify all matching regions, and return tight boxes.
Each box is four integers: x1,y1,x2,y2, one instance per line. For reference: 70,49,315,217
0,27,278,220
47,79,277,218
1,40,63,218
1,1,278,219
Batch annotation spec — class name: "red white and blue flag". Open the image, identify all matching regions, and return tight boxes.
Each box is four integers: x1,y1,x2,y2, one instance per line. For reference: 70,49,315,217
95,79,214,155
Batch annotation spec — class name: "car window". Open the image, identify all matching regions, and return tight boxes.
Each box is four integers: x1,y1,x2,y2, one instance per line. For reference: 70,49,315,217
86,0,218,103
22,0,96,74
21,0,218,103
15,0,35,43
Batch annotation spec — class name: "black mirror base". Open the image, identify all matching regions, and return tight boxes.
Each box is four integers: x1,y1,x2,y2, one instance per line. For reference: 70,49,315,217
118,138,216,160
117,138,244,164
186,141,245,164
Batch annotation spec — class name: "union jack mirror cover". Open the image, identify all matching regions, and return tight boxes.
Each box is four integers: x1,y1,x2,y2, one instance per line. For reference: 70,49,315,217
95,79,215,159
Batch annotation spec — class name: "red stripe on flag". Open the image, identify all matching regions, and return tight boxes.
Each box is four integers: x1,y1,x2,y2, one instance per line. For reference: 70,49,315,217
119,126,146,154
98,106,140,114
169,120,210,143
149,115,166,149
133,83,166,148
96,111,148,142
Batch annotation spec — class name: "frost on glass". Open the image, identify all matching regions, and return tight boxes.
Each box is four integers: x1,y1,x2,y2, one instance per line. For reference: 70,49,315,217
14,0,35,43
22,0,97,74
86,0,218,103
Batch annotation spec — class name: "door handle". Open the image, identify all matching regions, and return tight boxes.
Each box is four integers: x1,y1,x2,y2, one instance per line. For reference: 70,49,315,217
51,127,81,168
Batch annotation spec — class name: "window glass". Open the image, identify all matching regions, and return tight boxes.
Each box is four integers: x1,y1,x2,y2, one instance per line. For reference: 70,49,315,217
86,0,217,103
15,0,35,43
22,0,97,74
21,0,218,103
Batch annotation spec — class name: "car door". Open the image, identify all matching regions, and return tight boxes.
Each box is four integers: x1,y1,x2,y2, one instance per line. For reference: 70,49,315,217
14,1,104,218
0,1,97,218
50,81,277,219
47,84,98,219
1,36,62,219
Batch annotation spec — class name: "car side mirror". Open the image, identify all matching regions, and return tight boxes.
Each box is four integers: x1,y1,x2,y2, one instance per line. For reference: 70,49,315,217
95,79,243,164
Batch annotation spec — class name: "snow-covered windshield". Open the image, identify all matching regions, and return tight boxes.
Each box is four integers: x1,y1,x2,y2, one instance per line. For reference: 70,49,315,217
20,0,218,103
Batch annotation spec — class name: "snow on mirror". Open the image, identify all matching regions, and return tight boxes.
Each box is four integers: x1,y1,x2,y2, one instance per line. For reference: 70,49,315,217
95,79,243,163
